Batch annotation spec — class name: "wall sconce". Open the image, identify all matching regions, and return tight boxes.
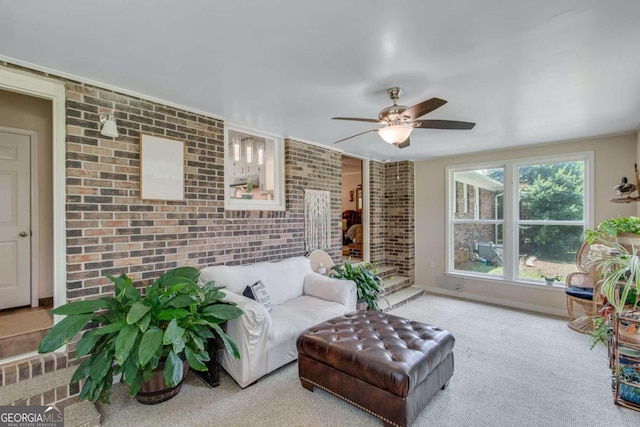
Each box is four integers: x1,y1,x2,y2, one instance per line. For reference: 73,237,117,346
233,137,240,162
99,113,119,138
246,140,253,163
258,141,264,165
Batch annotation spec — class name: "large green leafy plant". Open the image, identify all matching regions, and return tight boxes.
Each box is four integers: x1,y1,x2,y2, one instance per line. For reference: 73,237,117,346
331,260,386,311
38,267,243,403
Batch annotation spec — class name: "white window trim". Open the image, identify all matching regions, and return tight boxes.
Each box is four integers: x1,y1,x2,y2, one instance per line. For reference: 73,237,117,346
446,151,594,285
223,123,285,211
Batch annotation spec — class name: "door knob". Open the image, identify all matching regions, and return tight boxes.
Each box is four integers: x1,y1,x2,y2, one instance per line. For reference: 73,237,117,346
19,231,28,237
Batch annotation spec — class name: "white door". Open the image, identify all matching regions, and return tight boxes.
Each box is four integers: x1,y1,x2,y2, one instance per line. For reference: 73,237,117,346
0,130,31,309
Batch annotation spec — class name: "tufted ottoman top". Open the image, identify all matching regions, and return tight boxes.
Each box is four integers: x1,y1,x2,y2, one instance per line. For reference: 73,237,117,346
297,310,455,398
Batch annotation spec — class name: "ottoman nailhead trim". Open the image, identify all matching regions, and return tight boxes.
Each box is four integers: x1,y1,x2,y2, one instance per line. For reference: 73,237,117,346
301,376,401,427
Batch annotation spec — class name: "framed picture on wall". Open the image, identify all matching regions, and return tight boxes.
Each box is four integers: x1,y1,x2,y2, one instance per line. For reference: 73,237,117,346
139,133,185,201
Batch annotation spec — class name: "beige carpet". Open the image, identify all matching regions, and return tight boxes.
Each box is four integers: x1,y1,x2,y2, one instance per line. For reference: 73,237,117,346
98,294,640,426
0,309,52,339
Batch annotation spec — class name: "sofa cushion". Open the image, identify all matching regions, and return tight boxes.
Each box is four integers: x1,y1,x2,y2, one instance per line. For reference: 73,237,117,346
199,257,312,306
243,286,255,300
245,281,272,312
565,286,594,300
268,295,347,346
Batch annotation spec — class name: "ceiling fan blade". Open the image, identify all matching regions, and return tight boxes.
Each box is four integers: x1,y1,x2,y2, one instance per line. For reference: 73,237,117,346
413,119,476,130
333,129,379,144
332,117,382,124
397,138,410,149
403,98,447,120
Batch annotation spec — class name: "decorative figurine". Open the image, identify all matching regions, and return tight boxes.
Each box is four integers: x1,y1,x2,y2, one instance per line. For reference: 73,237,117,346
614,176,636,198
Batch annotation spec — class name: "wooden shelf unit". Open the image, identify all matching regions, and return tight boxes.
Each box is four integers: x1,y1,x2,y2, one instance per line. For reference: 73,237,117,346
611,310,640,411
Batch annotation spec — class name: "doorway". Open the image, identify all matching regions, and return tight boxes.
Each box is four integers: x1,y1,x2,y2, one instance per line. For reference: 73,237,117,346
0,87,55,360
341,155,364,262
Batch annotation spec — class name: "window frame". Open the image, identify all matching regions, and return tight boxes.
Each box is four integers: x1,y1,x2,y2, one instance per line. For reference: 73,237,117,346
446,151,594,285
224,123,286,211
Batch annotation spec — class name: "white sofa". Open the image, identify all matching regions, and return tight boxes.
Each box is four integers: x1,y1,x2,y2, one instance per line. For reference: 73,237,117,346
199,256,357,388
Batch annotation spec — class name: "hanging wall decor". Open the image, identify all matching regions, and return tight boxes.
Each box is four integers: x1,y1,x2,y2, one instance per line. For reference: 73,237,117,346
304,189,331,251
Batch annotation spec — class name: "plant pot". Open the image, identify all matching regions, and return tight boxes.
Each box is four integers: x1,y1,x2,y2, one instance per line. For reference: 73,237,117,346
241,193,253,199
614,233,640,253
545,279,555,286
356,300,368,311
135,359,189,405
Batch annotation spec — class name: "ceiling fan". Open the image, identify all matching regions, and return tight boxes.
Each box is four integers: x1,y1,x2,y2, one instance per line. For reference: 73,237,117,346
332,87,475,149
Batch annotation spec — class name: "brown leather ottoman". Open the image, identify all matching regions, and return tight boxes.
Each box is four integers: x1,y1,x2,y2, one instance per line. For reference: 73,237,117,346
296,310,455,427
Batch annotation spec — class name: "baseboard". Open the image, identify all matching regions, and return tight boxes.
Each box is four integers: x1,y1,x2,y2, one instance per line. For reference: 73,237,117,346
39,297,53,306
421,286,568,318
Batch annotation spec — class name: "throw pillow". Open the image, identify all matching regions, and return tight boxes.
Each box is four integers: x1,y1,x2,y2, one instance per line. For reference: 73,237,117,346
246,280,272,312
243,286,256,300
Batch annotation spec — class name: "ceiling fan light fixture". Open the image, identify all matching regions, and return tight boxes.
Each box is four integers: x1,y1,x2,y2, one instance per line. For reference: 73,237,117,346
378,124,413,144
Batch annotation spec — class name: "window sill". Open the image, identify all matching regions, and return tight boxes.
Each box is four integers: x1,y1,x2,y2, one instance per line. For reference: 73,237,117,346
445,272,565,291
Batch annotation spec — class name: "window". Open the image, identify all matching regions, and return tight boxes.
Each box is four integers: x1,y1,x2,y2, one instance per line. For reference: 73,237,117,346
224,125,285,211
447,153,592,285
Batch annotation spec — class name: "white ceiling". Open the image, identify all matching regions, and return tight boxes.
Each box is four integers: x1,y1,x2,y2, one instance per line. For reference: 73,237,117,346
2,1,639,162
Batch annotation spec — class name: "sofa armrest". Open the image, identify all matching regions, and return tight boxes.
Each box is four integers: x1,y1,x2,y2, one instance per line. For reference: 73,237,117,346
222,290,271,328
219,290,272,388
303,272,357,312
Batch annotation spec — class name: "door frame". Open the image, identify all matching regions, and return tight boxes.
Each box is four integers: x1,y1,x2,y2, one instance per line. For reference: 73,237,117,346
342,153,370,262
0,126,39,307
0,68,66,325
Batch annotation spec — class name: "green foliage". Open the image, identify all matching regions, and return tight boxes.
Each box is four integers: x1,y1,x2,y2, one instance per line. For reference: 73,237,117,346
38,267,243,404
517,162,584,260
330,260,386,311
585,216,640,244
589,316,612,349
587,238,640,314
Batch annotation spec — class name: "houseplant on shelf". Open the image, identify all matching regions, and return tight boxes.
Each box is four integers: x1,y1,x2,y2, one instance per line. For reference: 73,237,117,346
38,266,243,404
585,216,640,314
586,220,640,408
330,260,387,311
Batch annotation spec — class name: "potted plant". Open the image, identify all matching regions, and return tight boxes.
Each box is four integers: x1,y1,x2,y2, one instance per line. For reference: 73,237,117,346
588,239,640,314
242,179,254,199
585,216,640,247
585,217,640,314
330,260,387,311
539,272,562,286
38,266,243,404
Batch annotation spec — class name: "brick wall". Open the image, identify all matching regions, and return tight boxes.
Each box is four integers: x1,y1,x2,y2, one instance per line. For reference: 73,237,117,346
453,181,499,265
383,161,415,281
2,61,416,298
368,160,386,264
63,81,346,300
285,139,342,262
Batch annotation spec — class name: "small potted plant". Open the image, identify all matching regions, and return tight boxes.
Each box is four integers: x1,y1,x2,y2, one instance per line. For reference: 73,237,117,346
330,260,387,311
38,267,243,404
242,179,254,199
539,272,562,286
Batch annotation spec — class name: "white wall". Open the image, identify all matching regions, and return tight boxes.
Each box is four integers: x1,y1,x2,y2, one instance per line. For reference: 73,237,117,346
415,133,637,316
342,172,361,211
